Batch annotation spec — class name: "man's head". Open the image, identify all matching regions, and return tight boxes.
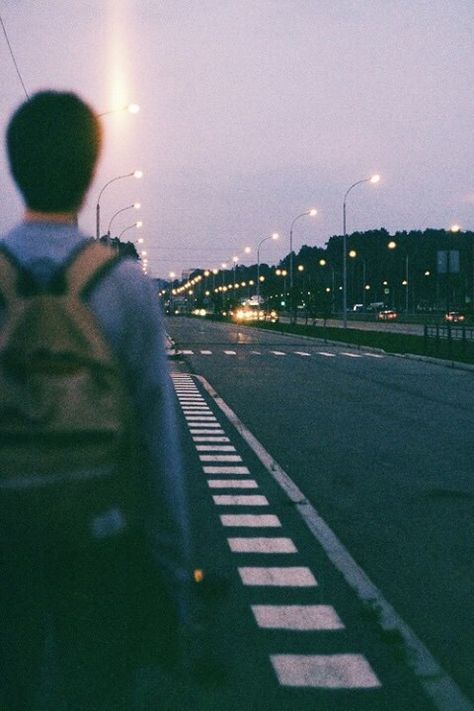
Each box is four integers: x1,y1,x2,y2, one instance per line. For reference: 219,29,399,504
6,91,102,213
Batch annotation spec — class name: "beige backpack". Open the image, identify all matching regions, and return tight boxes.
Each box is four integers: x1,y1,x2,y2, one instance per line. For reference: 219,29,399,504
0,241,140,541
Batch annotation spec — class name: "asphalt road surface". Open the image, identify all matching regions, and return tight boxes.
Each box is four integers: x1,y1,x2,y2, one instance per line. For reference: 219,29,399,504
164,316,473,711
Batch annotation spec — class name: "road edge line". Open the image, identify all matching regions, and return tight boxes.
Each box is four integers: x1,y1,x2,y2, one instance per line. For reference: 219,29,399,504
195,373,474,711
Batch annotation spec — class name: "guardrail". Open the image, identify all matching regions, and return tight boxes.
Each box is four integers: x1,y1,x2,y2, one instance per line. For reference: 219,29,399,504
424,324,474,356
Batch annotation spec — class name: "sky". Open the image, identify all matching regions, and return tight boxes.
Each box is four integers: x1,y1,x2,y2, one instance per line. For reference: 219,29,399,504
1,0,473,279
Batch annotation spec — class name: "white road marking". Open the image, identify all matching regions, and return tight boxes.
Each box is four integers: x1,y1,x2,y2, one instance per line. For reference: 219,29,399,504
220,514,281,527
341,352,362,358
364,353,384,358
317,352,336,357
190,429,225,435
251,604,345,631
202,466,250,475
208,480,258,489
213,494,268,506
270,654,381,689
238,567,317,587
192,436,230,442
228,537,297,553
224,350,237,355
188,422,221,428
196,445,236,452
185,416,217,421
200,350,213,354
197,373,474,711
200,454,242,462
179,350,194,354
294,351,311,357
271,351,286,356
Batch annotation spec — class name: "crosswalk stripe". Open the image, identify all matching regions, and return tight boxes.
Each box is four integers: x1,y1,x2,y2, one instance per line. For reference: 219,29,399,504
228,537,297,553
192,436,230,442
221,514,281,527
238,567,317,587
208,480,259,489
251,605,345,631
190,429,225,435
200,454,242,462
202,466,250,474
188,422,221,428
196,445,236,452
270,654,381,689
213,494,268,506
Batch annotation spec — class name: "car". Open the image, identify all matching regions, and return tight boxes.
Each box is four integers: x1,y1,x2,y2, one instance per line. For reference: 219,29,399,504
444,311,465,323
377,309,398,321
230,305,279,324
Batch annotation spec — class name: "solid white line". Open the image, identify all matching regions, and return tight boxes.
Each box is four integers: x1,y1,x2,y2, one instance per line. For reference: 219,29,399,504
196,373,473,711
251,604,345,631
202,466,250,475
200,455,242,462
212,494,268,506
294,351,311,357
228,537,297,553
220,514,281,527
270,654,381,689
207,480,258,489
238,566,317,587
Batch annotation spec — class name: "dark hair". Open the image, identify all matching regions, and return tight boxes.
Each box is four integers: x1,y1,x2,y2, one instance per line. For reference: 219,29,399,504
6,91,102,212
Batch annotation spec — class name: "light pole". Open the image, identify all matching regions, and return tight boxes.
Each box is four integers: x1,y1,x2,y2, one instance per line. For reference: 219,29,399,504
289,209,317,291
388,240,409,312
118,221,143,241
96,170,143,239
107,202,140,238
98,103,140,118
342,175,379,327
256,233,279,303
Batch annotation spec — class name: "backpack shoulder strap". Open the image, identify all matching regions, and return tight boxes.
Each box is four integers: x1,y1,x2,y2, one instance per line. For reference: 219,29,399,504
0,246,22,306
65,241,121,298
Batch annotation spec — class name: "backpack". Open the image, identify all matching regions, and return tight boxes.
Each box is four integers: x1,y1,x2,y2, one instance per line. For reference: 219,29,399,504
0,240,141,544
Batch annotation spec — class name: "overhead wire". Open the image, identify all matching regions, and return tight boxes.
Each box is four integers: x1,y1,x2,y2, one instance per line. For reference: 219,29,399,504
0,13,29,99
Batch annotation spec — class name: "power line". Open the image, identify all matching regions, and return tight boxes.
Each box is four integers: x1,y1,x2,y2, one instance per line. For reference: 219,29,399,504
0,13,29,99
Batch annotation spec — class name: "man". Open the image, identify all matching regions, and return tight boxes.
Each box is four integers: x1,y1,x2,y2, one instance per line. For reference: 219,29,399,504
0,91,190,709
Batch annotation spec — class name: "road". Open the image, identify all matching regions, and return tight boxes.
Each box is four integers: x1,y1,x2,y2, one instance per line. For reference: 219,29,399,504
164,316,473,710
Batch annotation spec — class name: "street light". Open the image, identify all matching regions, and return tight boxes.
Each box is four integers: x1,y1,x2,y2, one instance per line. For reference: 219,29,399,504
289,209,318,291
118,221,143,240
98,103,140,117
256,233,279,303
96,170,143,239
387,240,409,313
342,174,380,327
107,202,141,238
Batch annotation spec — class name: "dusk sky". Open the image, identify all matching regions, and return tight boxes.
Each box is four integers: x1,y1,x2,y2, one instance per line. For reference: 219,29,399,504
1,1,473,278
